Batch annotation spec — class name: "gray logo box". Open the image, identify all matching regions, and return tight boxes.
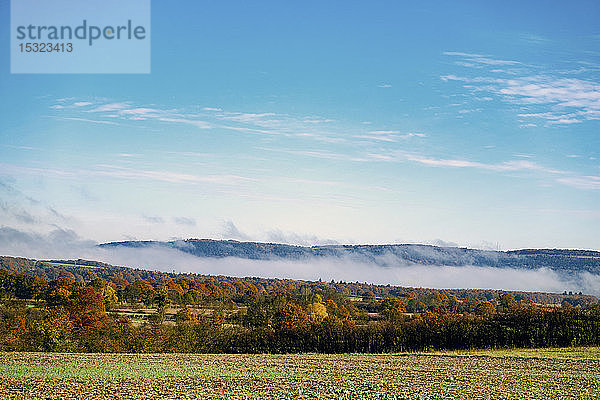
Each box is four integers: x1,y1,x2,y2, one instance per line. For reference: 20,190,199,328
11,0,150,74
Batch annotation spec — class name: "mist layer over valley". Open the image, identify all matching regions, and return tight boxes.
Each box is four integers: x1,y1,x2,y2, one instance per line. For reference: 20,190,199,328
95,246,600,296
0,228,598,296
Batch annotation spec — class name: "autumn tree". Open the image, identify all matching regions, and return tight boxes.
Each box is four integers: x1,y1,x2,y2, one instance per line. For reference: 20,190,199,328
274,303,309,331
475,301,496,318
90,278,117,310
42,306,73,351
46,277,76,307
380,297,406,323
307,302,328,324
176,307,197,323
498,293,517,313
66,286,107,333
362,290,376,303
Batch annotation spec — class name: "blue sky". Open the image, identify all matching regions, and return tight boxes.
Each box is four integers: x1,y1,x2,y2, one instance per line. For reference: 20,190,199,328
1,1,599,251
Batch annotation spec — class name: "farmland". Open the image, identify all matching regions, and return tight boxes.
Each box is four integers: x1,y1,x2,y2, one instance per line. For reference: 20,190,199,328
1,347,599,399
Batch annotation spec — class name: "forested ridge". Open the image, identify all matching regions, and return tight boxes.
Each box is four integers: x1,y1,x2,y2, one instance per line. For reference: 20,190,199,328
100,239,600,274
0,255,599,353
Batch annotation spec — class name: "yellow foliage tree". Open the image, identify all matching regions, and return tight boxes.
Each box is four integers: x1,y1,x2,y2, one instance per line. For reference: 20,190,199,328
307,302,328,324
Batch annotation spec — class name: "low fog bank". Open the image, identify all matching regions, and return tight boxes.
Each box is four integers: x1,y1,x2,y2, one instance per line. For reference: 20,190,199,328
0,227,598,296
95,246,600,296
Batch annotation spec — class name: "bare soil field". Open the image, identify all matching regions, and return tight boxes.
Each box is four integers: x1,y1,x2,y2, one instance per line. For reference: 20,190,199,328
1,348,599,399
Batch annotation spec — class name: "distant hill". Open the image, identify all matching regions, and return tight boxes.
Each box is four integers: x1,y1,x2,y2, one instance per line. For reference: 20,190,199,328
99,239,600,274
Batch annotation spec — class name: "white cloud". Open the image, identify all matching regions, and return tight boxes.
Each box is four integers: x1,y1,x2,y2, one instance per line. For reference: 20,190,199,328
443,51,486,58
57,117,119,125
442,53,600,124
261,147,368,163
354,136,397,142
221,220,250,241
556,175,600,190
157,117,212,129
264,229,339,246
118,107,163,118
55,99,347,144
500,77,600,120
354,131,426,142
368,130,401,135
444,51,521,66
92,164,260,186
0,162,259,188
513,154,534,159
400,153,564,174
88,102,132,112
365,151,599,190
73,101,93,107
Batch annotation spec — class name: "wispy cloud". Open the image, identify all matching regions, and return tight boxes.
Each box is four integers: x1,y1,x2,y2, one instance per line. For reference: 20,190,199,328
444,51,521,66
88,102,132,113
56,117,119,125
369,130,400,135
51,99,346,143
260,147,368,163
143,215,164,224
0,179,75,230
265,229,339,246
219,112,278,125
221,220,250,241
354,131,426,142
556,175,600,190
156,117,212,129
89,104,216,129
402,154,565,174
366,151,600,191
46,96,599,195
442,52,600,125
0,162,260,188
92,164,260,186
174,217,196,226
73,101,93,107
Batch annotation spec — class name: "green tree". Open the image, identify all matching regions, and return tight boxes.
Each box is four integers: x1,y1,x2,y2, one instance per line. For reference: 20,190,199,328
499,293,517,312
379,297,406,323
475,301,496,318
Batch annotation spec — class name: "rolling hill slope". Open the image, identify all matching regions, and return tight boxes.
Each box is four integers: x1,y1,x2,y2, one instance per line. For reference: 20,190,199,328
99,239,600,274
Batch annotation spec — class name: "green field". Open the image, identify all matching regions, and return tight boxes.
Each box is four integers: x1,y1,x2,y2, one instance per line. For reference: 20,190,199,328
1,347,599,399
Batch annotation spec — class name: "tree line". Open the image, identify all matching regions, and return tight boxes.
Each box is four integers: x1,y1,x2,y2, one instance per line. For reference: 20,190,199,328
0,268,599,353
1,256,594,307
